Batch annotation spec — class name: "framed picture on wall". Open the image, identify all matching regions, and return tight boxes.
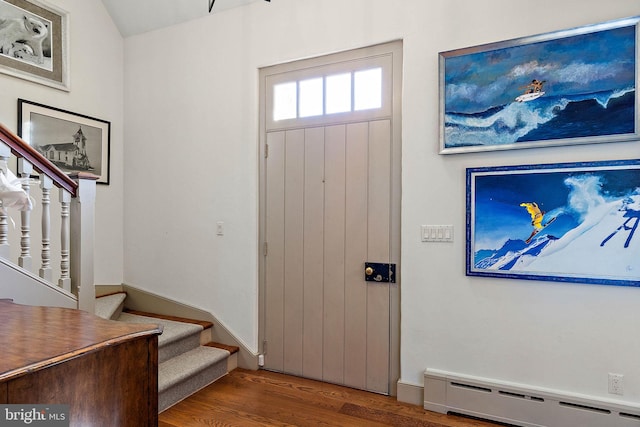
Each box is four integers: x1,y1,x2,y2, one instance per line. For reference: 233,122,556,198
18,99,110,184
466,159,640,287
0,0,69,91
439,16,639,154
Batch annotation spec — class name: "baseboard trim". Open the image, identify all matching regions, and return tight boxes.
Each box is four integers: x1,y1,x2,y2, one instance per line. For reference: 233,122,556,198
397,380,424,406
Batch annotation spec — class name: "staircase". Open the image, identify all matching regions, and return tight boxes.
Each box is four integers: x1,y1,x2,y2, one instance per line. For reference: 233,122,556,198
0,122,241,413
95,292,237,412
0,123,238,412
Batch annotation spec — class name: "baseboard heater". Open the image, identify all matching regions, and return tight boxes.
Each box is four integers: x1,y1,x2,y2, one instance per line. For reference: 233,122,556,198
424,369,640,427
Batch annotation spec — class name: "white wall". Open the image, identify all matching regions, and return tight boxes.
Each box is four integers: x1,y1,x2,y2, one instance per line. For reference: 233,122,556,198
123,0,640,404
0,0,124,285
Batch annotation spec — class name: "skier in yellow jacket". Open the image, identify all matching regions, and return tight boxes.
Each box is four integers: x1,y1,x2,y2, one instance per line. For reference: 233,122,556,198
520,202,545,229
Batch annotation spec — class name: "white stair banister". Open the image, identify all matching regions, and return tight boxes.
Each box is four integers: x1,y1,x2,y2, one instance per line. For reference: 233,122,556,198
0,123,97,310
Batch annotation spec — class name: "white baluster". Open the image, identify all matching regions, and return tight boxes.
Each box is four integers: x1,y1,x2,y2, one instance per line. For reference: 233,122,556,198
59,188,71,292
39,174,53,281
0,200,7,258
0,146,9,259
18,159,32,270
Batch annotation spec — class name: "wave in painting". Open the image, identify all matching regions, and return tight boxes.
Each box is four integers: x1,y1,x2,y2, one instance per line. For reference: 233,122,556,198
445,89,635,148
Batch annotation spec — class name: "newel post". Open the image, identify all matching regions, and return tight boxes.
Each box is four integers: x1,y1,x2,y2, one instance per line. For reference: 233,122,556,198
70,172,98,313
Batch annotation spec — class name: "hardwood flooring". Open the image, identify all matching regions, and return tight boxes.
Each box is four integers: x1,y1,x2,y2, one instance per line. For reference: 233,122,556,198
159,368,504,427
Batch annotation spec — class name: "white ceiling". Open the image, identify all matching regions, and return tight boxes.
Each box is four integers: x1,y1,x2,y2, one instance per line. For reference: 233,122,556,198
101,0,264,37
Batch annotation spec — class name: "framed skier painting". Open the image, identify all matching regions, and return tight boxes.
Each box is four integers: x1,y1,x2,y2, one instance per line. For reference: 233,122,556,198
18,99,110,184
439,16,639,154
466,159,640,287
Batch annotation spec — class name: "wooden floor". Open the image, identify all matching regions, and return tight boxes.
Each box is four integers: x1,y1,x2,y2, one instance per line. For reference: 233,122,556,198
159,368,503,427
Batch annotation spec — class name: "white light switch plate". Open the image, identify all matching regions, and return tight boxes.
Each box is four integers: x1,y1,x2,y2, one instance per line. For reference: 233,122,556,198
421,225,453,242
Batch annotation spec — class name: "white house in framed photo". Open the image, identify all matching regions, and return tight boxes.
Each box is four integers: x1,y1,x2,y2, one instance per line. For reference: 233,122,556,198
0,1,639,426
37,126,92,171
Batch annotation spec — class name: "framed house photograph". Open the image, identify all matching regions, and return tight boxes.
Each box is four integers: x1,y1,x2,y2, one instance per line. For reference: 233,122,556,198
18,99,110,184
466,159,640,287
440,16,639,154
0,0,69,91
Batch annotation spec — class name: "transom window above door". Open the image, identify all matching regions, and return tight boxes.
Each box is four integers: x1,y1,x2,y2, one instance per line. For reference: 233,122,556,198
264,51,393,130
273,67,383,121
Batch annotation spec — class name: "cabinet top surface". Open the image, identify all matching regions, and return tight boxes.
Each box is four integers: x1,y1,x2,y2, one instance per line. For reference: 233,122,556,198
0,300,162,381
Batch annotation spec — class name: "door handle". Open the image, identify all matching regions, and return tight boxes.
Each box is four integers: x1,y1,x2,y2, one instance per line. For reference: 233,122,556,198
364,262,396,283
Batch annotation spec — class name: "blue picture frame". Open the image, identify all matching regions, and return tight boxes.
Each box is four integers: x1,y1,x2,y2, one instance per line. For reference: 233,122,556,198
440,16,639,154
466,159,640,287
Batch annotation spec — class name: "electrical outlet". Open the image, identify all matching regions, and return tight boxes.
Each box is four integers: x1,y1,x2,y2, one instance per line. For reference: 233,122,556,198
608,373,624,395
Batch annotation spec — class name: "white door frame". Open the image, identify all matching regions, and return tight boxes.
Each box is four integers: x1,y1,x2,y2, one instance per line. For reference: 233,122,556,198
258,40,402,395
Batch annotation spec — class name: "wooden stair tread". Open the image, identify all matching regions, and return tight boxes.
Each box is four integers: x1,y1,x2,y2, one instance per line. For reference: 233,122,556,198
96,290,127,298
204,342,239,354
123,309,213,330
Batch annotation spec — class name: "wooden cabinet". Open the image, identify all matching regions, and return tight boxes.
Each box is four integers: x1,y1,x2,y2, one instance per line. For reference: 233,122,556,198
0,300,162,426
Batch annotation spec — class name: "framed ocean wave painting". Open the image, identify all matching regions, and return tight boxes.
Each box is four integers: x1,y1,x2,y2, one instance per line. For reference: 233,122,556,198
439,16,639,154
466,159,640,287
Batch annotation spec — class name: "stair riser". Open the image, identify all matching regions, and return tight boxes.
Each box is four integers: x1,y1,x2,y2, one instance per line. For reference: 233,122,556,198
159,359,228,412
159,333,201,364
200,327,212,345
227,353,238,372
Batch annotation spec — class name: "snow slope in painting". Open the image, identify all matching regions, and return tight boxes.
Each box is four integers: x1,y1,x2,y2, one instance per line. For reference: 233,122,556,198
470,163,640,286
444,23,636,149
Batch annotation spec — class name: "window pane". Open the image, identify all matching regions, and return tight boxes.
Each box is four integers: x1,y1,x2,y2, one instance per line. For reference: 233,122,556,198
273,82,297,121
354,67,382,111
299,78,323,118
326,73,351,114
